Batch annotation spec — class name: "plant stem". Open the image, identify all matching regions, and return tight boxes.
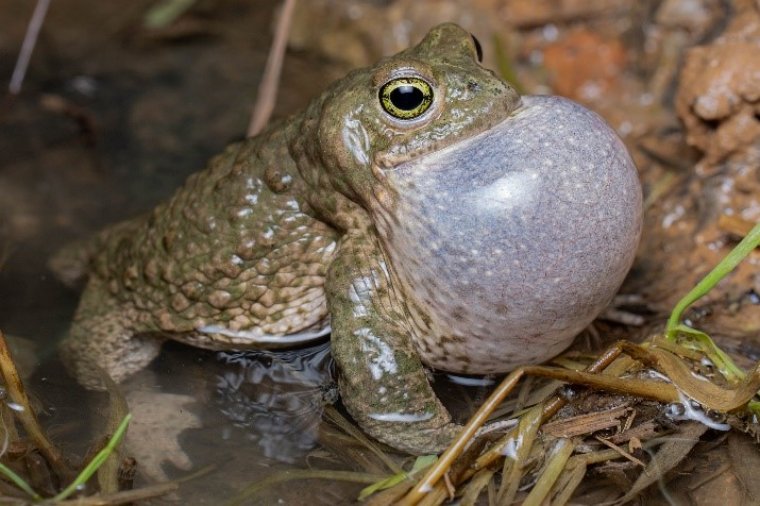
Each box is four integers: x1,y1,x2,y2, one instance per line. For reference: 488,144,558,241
666,222,760,340
0,461,41,500
0,330,67,475
52,414,132,502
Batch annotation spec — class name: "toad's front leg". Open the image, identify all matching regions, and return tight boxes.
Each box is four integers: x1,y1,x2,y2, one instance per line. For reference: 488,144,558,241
326,229,459,455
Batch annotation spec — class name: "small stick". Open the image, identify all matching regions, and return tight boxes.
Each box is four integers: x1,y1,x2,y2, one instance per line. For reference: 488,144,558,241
246,0,296,137
594,435,646,467
0,330,67,476
9,0,51,94
397,369,526,506
399,342,625,506
97,370,130,494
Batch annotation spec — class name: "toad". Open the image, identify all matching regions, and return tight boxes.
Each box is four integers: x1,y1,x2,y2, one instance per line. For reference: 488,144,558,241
52,24,641,454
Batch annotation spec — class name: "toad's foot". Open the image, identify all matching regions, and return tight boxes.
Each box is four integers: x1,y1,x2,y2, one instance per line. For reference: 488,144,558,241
59,278,164,389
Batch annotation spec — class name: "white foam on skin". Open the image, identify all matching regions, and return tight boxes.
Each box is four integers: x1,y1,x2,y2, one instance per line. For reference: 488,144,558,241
198,324,331,344
669,393,730,431
368,412,434,423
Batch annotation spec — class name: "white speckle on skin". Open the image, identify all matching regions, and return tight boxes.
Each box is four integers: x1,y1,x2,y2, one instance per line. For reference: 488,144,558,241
322,241,337,255
349,277,372,318
356,328,397,380
446,374,495,387
343,107,371,166
378,260,390,280
368,412,434,422
231,255,244,265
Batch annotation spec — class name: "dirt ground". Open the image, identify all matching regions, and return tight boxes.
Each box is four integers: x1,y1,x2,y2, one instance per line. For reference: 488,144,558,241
1,0,759,504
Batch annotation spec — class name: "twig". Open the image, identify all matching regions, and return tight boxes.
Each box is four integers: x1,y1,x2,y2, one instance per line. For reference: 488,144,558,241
97,370,130,494
246,0,296,137
398,344,626,505
228,469,387,506
594,435,646,467
0,330,67,476
55,481,178,505
9,0,51,94
54,464,216,505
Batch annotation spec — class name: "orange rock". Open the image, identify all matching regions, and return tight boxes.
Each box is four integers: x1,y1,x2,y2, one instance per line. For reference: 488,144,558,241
675,5,760,166
542,28,627,102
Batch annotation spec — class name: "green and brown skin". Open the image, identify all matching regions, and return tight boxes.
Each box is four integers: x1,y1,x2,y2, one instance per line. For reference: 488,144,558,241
54,24,519,454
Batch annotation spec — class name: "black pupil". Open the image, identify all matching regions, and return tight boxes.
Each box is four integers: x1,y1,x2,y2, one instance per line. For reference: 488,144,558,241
390,85,424,110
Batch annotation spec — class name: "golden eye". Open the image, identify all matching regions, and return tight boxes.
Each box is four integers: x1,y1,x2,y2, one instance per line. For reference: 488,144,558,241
379,77,434,120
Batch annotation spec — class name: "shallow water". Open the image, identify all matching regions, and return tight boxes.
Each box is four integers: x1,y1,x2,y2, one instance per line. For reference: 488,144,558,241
0,1,388,503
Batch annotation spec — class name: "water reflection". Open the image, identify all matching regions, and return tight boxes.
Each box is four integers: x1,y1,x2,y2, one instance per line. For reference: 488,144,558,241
215,342,336,463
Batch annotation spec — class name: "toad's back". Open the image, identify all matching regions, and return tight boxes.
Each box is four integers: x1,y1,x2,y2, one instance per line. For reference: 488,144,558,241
54,124,339,385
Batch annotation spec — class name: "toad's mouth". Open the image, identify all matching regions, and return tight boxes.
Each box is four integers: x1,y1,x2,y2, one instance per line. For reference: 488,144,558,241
370,95,642,374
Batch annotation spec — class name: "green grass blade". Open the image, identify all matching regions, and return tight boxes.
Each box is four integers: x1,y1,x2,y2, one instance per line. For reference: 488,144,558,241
52,413,132,502
666,222,760,340
228,469,386,506
672,324,745,381
0,460,41,500
357,455,437,500
144,0,197,29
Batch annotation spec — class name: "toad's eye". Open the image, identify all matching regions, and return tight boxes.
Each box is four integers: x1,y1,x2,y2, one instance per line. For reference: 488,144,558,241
379,77,433,120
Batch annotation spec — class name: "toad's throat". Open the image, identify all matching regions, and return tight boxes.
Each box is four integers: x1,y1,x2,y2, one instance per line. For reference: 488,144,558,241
372,96,641,374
